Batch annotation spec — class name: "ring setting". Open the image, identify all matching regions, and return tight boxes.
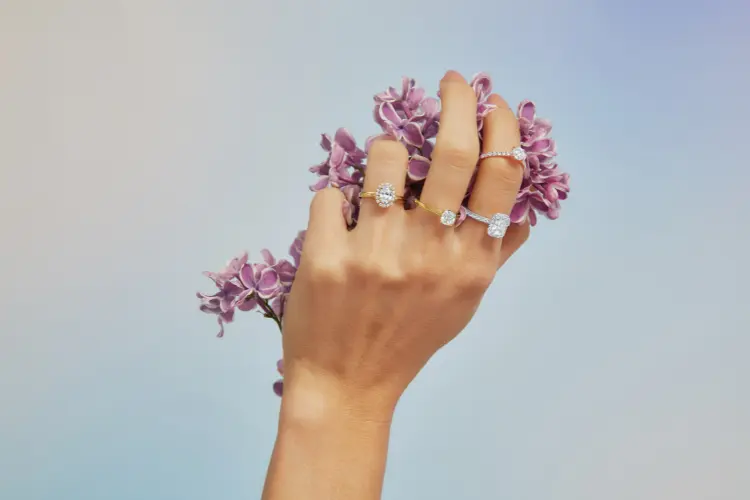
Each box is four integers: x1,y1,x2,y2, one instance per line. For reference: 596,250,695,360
464,208,511,238
414,199,457,227
440,210,457,226
479,146,527,162
359,182,403,208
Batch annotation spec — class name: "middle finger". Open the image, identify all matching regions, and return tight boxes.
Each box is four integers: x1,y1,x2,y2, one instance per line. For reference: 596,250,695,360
417,71,479,229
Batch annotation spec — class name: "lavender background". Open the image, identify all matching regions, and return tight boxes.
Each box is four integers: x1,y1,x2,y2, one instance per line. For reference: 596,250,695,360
1,1,748,499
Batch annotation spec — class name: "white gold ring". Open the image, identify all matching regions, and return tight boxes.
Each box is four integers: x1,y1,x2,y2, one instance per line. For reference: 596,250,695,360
479,146,527,162
464,208,511,239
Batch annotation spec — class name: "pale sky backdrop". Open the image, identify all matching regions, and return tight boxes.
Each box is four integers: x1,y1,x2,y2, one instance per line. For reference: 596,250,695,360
1,1,749,499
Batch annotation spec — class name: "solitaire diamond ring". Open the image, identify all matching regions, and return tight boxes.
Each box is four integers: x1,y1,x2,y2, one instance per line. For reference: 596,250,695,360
414,199,457,227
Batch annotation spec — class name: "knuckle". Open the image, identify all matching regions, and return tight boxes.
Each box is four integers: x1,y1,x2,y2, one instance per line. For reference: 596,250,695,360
305,258,345,285
348,259,406,287
495,161,524,187
435,139,479,169
406,262,441,287
368,138,409,164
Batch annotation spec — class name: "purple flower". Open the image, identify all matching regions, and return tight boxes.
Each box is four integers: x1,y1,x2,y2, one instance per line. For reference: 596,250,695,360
272,380,284,397
309,129,365,191
239,250,295,300
341,184,361,229
271,359,285,397
198,233,306,336
197,72,571,395
470,72,497,131
375,101,425,147
407,154,430,182
202,251,247,286
420,97,440,139
518,101,552,144
375,77,426,116
196,266,247,337
289,230,306,268
508,100,569,225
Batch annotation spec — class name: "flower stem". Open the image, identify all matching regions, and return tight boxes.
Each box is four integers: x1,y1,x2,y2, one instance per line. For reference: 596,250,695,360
258,297,283,333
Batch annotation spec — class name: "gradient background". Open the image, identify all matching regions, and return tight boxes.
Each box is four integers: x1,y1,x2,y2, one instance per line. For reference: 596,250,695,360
1,1,749,499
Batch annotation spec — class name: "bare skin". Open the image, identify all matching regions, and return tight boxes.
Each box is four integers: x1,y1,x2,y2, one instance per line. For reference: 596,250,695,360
261,70,529,500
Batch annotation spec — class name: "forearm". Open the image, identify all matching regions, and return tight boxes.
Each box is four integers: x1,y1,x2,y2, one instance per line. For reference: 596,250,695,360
261,378,395,500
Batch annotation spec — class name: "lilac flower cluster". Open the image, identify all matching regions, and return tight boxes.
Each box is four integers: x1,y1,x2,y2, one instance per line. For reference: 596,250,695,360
197,231,306,338
512,101,570,225
308,74,569,228
197,73,570,395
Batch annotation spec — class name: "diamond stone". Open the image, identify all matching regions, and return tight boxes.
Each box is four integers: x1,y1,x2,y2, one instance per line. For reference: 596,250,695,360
375,183,396,208
487,213,510,238
512,147,527,162
440,210,457,226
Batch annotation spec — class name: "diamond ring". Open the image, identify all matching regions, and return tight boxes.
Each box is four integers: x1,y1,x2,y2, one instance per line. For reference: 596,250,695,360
464,208,511,238
359,183,404,208
479,146,527,162
413,199,457,226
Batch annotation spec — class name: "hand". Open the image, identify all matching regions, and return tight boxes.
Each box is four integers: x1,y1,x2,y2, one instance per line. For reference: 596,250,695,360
282,70,529,415
262,71,529,500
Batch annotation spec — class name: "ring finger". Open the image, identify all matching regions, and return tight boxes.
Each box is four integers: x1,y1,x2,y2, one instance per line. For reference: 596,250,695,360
460,93,524,256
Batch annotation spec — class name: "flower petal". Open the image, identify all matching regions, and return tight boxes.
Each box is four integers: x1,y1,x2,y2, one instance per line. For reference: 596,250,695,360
309,159,329,175
330,143,346,168
289,231,305,268
309,175,330,192
320,133,332,151
402,122,425,147
260,249,276,266
407,155,430,181
379,102,403,127
528,208,538,226
275,259,297,286
470,72,492,100
235,290,257,311
510,198,530,224
421,97,440,118
334,128,357,152
238,264,254,288
270,295,285,317
256,268,281,298
518,100,536,121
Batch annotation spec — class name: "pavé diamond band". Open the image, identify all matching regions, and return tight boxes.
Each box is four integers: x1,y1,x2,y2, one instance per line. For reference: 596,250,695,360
479,146,527,163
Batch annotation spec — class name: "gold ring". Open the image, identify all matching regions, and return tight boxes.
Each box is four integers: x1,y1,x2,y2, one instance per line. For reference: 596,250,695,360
359,182,403,208
414,199,458,226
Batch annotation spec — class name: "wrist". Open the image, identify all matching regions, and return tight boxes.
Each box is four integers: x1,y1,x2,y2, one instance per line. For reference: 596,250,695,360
265,372,394,500
279,366,398,430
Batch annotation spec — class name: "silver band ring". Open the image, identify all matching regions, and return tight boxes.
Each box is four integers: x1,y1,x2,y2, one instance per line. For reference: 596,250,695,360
479,146,527,162
464,208,511,239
